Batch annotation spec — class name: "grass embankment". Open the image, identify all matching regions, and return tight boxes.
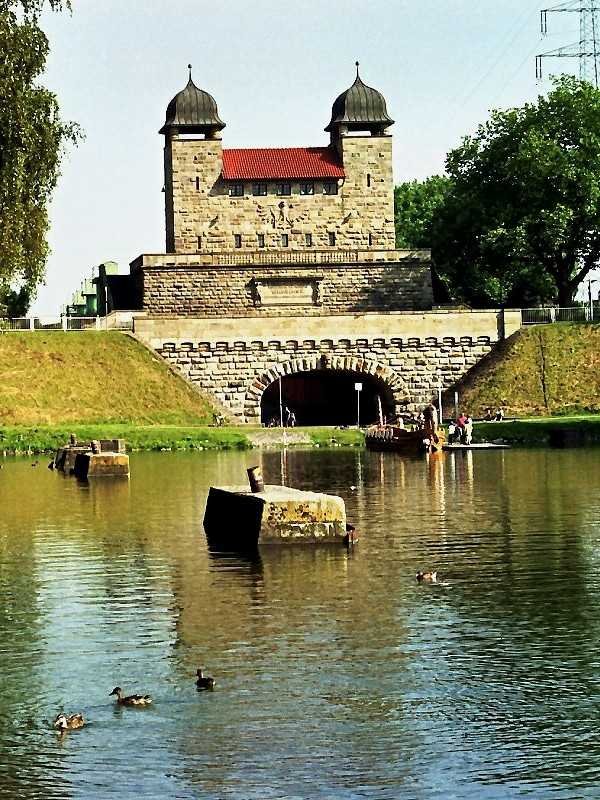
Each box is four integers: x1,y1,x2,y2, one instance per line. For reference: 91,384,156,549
447,323,600,418
0,331,239,452
0,332,368,453
0,424,252,454
473,415,600,446
0,332,216,426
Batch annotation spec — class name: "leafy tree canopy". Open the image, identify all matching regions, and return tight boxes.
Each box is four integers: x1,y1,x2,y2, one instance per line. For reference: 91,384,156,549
395,77,600,307
394,176,451,250
0,0,78,316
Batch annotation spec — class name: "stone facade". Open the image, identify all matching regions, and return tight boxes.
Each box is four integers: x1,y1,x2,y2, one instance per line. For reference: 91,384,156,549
119,68,436,319
131,251,432,317
134,311,521,423
165,135,394,255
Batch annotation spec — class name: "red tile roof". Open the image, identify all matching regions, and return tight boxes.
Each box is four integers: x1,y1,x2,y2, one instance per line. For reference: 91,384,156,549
222,147,345,180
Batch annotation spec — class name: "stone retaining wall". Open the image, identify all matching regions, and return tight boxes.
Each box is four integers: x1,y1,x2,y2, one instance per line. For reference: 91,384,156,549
135,310,520,423
132,258,433,317
151,332,492,423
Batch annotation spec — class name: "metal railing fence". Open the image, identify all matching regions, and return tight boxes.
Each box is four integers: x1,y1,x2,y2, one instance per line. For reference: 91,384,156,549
0,316,101,331
521,306,599,325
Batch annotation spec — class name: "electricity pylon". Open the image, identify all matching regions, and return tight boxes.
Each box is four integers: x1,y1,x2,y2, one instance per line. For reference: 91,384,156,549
536,1,600,87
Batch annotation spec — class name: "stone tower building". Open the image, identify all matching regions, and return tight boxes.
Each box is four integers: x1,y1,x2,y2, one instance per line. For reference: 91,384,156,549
161,63,396,256
122,64,434,320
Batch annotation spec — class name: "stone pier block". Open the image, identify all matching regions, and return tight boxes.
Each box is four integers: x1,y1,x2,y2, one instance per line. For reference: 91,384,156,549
203,484,347,548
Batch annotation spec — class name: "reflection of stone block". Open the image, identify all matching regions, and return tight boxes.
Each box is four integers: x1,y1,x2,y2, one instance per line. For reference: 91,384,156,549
203,484,346,548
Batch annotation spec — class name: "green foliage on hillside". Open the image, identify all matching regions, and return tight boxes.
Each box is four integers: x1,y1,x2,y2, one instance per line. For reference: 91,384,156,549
0,332,217,425
446,324,600,417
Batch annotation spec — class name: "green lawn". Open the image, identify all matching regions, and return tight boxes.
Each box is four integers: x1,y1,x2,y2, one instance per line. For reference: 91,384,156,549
473,415,600,446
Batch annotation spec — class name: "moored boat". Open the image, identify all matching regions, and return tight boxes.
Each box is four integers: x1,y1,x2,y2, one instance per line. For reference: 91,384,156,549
365,424,445,455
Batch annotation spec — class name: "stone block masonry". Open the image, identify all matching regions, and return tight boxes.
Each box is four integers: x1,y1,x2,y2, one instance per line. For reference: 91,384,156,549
165,135,395,255
135,310,521,423
130,251,433,317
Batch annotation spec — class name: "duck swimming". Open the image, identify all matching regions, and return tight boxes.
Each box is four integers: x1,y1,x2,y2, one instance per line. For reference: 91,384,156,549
416,571,437,583
109,687,152,706
195,669,215,690
53,712,85,731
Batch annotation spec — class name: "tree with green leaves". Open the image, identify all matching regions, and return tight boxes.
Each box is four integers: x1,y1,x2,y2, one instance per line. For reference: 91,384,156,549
394,175,451,250
395,77,600,307
0,0,79,316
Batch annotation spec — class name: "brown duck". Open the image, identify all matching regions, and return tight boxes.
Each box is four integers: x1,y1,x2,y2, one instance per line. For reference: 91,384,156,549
416,571,438,583
109,687,152,706
53,712,85,731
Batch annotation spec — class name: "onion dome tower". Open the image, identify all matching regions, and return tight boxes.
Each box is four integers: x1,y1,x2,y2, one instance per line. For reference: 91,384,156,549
325,62,394,139
159,65,225,139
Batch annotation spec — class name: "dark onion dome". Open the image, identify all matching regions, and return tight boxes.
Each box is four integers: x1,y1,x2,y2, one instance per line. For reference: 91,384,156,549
159,66,225,136
325,63,394,134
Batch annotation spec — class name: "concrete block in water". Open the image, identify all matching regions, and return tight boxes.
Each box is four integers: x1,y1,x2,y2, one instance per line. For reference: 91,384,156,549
204,485,346,548
73,452,130,479
55,446,91,472
99,439,126,454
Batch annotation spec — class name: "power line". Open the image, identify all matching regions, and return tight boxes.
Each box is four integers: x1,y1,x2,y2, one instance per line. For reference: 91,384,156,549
536,1,600,86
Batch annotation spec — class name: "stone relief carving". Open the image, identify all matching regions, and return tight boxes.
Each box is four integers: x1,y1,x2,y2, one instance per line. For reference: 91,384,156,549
256,202,311,229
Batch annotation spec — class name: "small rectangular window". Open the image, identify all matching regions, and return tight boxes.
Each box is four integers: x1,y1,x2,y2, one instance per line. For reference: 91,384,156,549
229,183,244,197
366,173,371,188
252,182,268,196
368,232,373,247
281,234,289,248
305,233,313,247
234,234,242,249
300,183,314,196
323,182,338,195
328,232,336,247
257,233,265,248
277,183,291,196
195,176,200,191
197,235,202,250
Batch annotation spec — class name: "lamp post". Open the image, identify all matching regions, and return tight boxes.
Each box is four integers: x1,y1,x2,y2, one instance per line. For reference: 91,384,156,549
588,279,598,322
355,382,363,429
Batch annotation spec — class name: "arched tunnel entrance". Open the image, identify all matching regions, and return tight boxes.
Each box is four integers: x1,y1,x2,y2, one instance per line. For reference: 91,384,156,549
260,370,395,427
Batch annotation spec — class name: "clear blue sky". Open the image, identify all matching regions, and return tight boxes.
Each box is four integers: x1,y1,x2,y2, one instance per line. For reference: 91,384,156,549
33,0,583,314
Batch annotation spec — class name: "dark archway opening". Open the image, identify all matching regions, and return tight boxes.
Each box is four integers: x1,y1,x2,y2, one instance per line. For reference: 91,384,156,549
260,369,395,426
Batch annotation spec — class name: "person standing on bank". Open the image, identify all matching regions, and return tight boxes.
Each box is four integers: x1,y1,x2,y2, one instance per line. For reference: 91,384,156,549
464,414,474,445
456,412,468,443
423,402,439,443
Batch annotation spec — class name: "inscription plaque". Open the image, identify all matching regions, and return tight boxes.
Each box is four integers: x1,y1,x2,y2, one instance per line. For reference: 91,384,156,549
253,278,322,307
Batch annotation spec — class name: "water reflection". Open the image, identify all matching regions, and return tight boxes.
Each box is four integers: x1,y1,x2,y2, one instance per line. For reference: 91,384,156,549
0,449,599,798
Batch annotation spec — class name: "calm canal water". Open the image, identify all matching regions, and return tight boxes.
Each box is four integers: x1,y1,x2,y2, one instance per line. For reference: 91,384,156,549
1,447,600,799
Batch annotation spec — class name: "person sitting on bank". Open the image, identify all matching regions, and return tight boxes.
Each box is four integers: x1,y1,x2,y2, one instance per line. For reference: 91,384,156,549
495,408,504,422
484,408,494,422
448,422,460,444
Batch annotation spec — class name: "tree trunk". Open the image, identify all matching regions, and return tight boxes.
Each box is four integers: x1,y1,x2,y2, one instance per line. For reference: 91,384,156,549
557,283,574,307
